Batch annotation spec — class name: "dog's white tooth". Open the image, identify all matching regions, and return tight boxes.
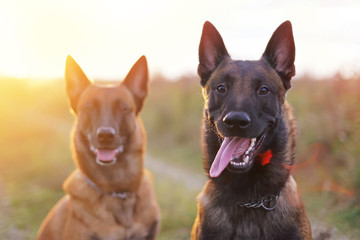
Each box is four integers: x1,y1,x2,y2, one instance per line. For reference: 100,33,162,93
247,145,254,152
245,150,249,155
244,156,249,164
90,146,97,153
250,139,256,148
116,145,124,153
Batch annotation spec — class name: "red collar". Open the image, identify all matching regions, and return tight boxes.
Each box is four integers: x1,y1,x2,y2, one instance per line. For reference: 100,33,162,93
259,150,273,166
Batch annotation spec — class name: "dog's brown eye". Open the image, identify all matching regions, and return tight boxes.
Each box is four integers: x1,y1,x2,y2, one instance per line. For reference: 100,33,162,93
119,104,129,112
216,84,226,94
258,86,270,95
115,101,129,112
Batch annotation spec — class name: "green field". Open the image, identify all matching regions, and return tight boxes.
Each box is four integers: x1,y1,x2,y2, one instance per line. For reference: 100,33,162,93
0,75,359,239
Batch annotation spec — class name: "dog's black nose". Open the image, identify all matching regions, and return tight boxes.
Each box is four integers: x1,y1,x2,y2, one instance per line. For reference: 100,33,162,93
97,127,115,145
223,111,251,129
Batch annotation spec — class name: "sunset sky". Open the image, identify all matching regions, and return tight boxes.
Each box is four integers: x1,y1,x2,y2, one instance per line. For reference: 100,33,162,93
0,0,360,81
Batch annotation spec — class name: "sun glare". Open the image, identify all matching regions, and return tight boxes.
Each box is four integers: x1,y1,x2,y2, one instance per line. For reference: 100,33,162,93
0,0,360,81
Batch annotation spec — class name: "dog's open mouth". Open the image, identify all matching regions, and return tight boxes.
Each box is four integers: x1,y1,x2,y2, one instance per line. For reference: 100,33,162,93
90,146,124,166
209,132,267,177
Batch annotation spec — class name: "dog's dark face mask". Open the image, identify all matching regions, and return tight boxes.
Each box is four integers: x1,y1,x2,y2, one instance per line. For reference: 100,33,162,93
65,55,148,166
198,21,295,177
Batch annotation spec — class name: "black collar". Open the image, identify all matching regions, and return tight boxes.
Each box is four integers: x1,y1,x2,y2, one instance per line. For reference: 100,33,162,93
82,174,129,199
237,191,282,211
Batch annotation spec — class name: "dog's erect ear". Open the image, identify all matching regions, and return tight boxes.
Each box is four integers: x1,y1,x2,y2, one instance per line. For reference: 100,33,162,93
65,55,91,113
262,21,295,90
123,55,149,113
198,21,229,86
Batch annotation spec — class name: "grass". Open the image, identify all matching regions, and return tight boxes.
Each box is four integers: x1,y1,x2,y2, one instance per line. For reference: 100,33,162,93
141,77,204,171
0,75,359,239
153,174,198,240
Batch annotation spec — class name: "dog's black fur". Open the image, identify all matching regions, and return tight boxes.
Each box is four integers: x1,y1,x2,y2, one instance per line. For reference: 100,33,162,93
191,21,311,240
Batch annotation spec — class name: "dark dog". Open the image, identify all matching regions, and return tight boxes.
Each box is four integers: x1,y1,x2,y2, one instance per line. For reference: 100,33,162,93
37,56,160,240
191,21,311,239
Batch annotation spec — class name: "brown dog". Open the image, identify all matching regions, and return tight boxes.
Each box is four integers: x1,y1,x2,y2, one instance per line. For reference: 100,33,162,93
36,56,160,240
191,21,311,239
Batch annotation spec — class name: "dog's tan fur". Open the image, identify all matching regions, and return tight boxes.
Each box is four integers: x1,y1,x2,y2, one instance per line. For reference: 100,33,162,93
37,169,159,239
36,56,160,240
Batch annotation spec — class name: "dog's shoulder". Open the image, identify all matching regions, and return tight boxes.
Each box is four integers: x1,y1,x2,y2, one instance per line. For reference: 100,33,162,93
63,169,98,202
282,175,312,238
36,196,69,240
193,181,234,237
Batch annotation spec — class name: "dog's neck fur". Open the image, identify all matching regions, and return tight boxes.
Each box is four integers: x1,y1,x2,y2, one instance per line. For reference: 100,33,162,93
201,104,292,202
71,120,145,194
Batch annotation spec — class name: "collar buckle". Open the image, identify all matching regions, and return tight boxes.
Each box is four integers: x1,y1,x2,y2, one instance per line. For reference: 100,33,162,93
237,191,281,211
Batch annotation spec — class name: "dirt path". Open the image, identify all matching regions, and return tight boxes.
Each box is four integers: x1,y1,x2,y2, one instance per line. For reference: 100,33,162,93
145,155,206,192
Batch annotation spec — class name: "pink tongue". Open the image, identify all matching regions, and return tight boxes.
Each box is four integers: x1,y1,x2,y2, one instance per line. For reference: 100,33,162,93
209,137,250,178
97,149,117,162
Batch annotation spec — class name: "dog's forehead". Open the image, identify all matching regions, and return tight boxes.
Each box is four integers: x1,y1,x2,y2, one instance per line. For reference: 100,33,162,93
210,59,282,88
80,84,134,105
223,60,275,79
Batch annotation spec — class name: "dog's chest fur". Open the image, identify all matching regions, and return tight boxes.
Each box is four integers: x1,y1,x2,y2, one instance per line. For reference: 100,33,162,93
197,176,303,240
63,170,154,240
